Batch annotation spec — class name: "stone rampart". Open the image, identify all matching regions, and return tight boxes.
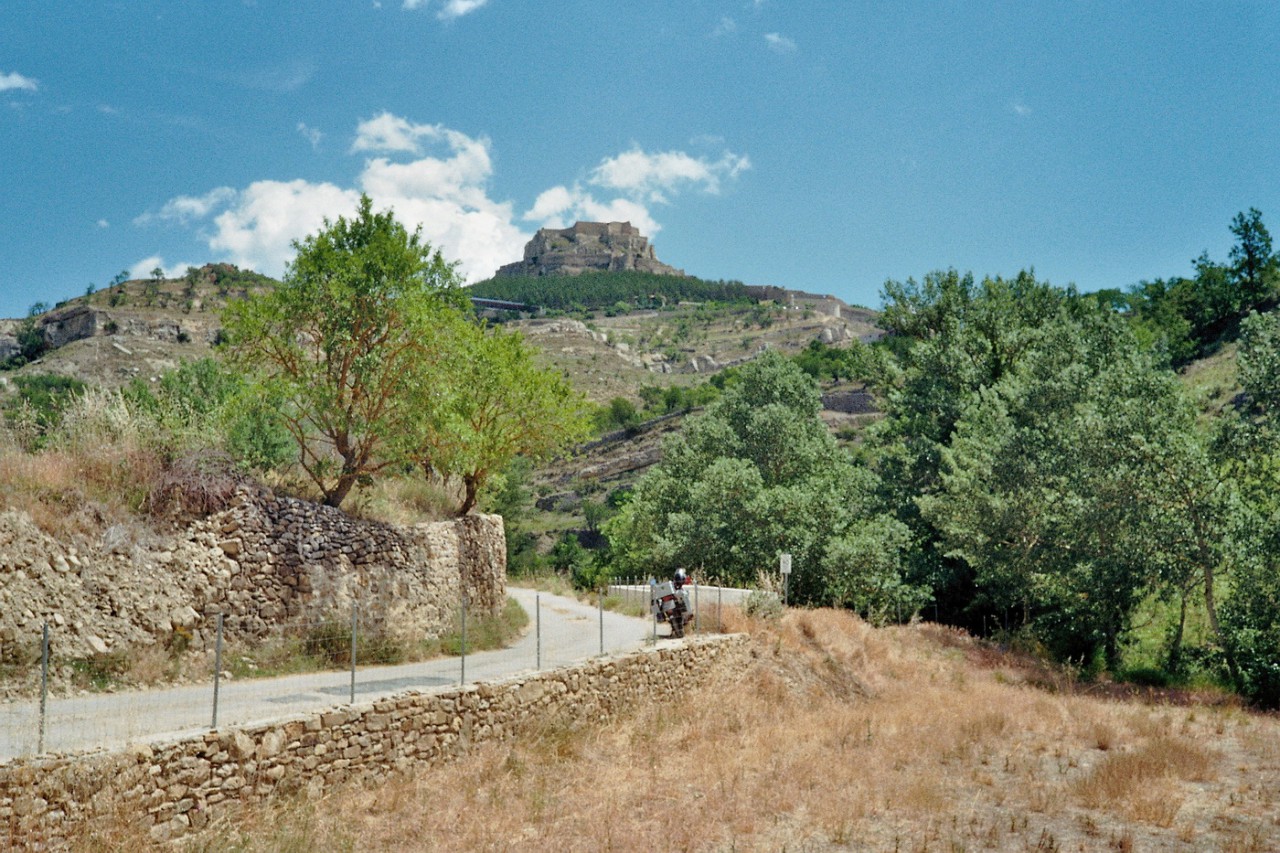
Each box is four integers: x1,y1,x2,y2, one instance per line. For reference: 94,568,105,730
0,635,752,848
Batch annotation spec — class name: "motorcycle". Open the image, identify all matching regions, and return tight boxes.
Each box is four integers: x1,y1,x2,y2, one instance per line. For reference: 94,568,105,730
650,577,694,638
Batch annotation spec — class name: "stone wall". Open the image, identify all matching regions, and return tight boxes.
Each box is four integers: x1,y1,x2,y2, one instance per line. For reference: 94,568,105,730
0,635,752,848
0,488,505,664
209,487,506,643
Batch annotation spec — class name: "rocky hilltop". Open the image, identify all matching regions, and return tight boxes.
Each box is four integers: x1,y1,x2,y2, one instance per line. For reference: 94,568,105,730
494,221,685,278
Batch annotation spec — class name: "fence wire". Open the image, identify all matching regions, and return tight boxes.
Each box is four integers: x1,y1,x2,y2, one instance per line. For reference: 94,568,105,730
0,584,753,764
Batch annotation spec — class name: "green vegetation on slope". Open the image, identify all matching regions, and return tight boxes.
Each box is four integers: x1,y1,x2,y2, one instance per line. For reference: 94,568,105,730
467,270,753,311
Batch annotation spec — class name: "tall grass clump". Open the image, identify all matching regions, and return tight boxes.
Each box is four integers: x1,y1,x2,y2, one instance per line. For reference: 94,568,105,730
0,359,293,539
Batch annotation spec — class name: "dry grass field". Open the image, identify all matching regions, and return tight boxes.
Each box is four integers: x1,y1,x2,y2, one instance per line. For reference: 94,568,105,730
70,608,1280,852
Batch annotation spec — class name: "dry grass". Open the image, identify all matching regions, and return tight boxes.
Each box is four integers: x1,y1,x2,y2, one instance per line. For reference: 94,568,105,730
65,607,1277,852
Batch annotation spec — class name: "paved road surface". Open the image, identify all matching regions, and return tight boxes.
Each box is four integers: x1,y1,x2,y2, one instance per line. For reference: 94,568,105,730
0,587,657,763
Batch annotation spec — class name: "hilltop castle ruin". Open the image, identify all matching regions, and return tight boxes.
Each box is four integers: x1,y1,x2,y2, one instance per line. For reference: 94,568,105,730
494,221,685,278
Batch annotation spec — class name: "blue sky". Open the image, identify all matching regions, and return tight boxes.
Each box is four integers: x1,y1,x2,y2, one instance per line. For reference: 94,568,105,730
3,2,1278,320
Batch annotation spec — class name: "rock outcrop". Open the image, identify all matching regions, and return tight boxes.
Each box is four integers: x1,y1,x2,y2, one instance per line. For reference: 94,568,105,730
495,221,685,278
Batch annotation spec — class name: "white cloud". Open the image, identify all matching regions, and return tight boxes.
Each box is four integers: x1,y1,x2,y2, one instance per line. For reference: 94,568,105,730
764,32,796,53
0,71,38,92
402,0,488,18
523,146,749,235
351,112,446,154
712,16,737,37
129,256,202,280
525,186,660,236
207,180,361,274
437,0,488,18
147,115,747,283
96,219,110,229
1011,101,1032,116
297,122,323,149
135,187,237,226
589,148,751,203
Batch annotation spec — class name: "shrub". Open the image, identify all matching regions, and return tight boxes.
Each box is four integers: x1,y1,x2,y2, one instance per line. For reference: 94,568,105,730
2,374,87,447
744,589,783,620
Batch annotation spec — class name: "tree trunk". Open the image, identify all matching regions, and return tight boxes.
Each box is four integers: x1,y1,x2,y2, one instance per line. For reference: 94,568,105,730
325,473,358,508
1203,562,1242,688
458,474,479,516
1166,588,1188,674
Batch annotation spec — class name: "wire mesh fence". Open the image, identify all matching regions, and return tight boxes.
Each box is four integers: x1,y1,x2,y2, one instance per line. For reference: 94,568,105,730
0,584,756,765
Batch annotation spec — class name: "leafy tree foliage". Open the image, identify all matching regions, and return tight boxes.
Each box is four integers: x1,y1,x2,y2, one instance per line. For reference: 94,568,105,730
918,313,1229,668
870,270,1084,625
1229,208,1279,307
1122,210,1280,366
403,321,591,515
606,351,922,615
1215,310,1280,705
122,358,293,471
793,339,890,384
222,195,469,507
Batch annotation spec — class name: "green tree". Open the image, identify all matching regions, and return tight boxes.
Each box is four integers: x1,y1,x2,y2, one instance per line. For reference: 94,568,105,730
1216,310,1280,705
1229,208,1278,308
918,312,1231,670
870,270,1076,626
607,350,921,614
406,322,590,514
222,195,466,508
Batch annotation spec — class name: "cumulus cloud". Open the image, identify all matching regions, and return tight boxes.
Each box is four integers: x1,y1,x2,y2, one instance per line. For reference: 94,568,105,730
764,32,796,53
589,148,750,203
208,180,361,274
352,112,444,154
144,116,748,284
0,71,38,92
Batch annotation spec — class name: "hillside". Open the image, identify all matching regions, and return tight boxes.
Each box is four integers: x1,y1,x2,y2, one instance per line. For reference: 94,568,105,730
73,607,1280,851
0,264,276,390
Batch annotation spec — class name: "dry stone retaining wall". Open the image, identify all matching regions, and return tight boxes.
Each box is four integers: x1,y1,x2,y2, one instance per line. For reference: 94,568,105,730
0,488,505,664
0,634,752,848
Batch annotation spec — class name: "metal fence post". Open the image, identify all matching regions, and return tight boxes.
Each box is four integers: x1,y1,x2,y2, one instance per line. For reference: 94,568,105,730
38,623,49,753
459,594,467,686
718,585,723,634
211,614,223,729
350,603,358,704
535,593,541,670
598,588,604,655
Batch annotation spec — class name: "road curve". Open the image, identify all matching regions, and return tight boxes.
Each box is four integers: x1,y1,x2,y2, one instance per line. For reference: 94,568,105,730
0,587,656,763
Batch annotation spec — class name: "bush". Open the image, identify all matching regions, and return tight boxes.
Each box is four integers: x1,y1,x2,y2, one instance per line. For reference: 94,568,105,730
744,589,783,620
2,374,87,448
146,449,248,520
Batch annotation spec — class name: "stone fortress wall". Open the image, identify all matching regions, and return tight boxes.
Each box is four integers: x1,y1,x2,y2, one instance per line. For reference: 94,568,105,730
495,220,686,278
0,635,753,847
